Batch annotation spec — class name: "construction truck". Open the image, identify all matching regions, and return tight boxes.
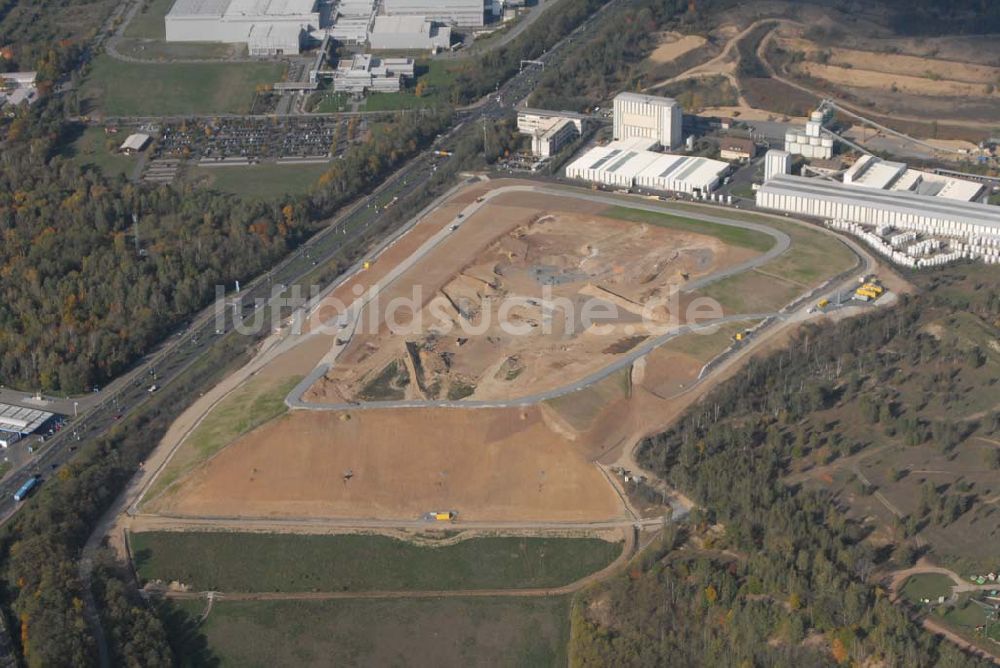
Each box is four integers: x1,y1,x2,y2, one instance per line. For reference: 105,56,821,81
817,298,830,309
432,511,456,522
363,260,371,270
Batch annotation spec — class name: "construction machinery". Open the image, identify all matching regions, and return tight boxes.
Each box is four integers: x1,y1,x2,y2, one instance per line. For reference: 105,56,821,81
817,298,830,309
854,280,885,302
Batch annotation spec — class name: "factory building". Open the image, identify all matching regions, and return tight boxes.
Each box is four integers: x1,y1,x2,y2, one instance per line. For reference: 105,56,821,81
328,0,377,43
756,174,1000,241
566,138,729,195
165,0,321,55
719,136,757,162
844,155,986,202
382,0,485,27
332,54,413,93
764,149,792,181
516,110,587,158
612,92,682,149
368,15,451,50
785,110,834,160
0,403,53,448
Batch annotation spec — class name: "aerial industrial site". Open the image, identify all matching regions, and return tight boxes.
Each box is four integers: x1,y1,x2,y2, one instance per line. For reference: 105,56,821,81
0,0,997,664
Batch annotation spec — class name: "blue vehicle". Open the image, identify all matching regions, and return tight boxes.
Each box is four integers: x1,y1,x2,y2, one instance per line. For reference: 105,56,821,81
13,476,39,502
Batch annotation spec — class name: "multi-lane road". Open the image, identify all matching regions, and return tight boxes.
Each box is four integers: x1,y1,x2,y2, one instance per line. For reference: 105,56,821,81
0,0,626,519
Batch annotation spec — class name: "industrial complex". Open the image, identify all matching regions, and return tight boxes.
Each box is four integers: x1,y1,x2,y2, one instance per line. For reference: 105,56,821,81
163,0,490,53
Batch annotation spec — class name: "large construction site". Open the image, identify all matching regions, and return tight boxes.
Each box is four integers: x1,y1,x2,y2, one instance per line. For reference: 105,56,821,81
132,178,867,529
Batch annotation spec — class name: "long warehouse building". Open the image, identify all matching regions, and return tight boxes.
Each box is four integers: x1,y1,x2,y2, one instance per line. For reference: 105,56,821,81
165,0,321,54
757,174,1000,240
382,0,485,26
566,138,729,194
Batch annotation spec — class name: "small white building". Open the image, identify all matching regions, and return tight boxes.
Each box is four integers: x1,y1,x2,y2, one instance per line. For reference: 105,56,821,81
0,71,38,108
764,149,791,181
120,133,152,154
368,15,451,50
612,92,683,150
332,54,414,93
516,111,584,158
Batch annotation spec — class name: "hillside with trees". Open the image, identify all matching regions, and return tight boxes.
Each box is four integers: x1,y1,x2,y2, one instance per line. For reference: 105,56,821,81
572,265,1000,665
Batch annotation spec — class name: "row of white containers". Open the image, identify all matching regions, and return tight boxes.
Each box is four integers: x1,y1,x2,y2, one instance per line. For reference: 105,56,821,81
825,220,995,267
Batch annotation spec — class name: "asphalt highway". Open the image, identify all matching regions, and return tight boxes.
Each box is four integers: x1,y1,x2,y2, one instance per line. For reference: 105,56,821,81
0,0,626,520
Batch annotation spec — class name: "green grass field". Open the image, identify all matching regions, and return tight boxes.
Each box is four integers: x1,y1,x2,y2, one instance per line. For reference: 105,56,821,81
82,56,284,116
900,574,955,604
143,374,301,506
190,163,330,200
171,596,570,667
130,532,622,592
311,92,351,113
602,206,775,252
61,126,136,178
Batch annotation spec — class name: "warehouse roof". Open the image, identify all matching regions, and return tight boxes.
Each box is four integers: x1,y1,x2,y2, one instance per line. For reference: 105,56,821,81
0,403,53,435
371,15,432,33
759,175,1000,231
227,0,317,16
637,153,728,188
167,0,231,17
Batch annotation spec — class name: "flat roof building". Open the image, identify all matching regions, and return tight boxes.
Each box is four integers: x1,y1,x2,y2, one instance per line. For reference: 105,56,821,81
120,133,151,153
382,0,484,27
165,0,321,54
368,15,451,50
332,54,413,93
566,138,729,194
757,174,1000,240
518,116,578,158
612,92,682,150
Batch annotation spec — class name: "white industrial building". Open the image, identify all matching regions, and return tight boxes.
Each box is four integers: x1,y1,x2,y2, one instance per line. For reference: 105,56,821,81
844,155,985,202
517,110,586,158
165,0,321,55
785,110,833,160
332,54,414,93
368,15,451,50
0,403,53,448
612,92,682,149
566,138,729,195
757,174,1000,242
328,0,377,43
382,0,485,27
764,149,791,181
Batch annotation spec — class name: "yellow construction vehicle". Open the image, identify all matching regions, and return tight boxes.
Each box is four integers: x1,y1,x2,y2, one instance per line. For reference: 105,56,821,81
817,298,830,309
363,260,371,270
433,511,454,521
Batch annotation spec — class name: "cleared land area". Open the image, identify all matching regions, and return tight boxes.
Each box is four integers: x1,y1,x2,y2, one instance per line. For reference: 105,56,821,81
304,194,761,405
187,163,330,200
144,373,302,506
144,404,625,521
178,596,570,667
131,532,622,592
82,57,284,116
900,574,955,604
648,32,707,64
61,126,136,178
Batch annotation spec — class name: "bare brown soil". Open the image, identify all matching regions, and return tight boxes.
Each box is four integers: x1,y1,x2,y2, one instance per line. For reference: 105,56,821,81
648,32,707,64
147,406,625,522
304,192,752,404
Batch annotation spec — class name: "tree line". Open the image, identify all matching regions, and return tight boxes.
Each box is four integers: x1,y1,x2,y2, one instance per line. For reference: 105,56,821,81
572,267,1000,666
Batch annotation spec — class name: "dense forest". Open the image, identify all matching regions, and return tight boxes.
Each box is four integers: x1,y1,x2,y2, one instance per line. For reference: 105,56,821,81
572,266,1000,665
0,100,450,392
529,0,687,110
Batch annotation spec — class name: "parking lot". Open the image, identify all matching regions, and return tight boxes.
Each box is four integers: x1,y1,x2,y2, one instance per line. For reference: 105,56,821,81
153,116,363,161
